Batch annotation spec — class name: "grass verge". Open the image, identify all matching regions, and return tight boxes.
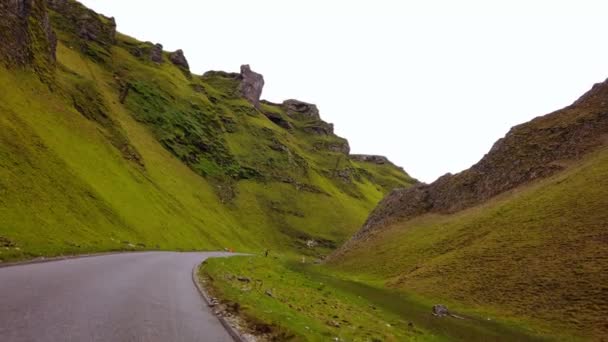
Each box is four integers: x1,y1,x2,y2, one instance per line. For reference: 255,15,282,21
200,255,546,341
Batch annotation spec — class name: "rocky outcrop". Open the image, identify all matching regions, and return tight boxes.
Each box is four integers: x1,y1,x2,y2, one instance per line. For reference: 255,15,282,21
203,70,240,79
0,0,56,76
263,111,293,130
350,155,391,165
238,64,264,107
303,122,334,135
169,49,189,70
149,43,163,63
282,100,321,120
329,141,350,154
345,78,608,243
314,141,350,154
48,0,116,48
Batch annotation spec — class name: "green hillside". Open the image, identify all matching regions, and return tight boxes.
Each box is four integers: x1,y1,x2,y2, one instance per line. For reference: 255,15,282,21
0,0,415,262
330,80,608,339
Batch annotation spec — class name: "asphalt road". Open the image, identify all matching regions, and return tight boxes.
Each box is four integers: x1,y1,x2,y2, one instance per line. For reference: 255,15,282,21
0,252,235,342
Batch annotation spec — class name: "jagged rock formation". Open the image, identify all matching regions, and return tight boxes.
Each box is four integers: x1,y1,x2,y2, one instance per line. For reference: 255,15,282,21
350,155,391,165
0,0,56,74
281,100,334,135
47,0,116,48
345,78,608,243
238,64,264,107
283,99,321,119
169,49,189,70
149,43,163,63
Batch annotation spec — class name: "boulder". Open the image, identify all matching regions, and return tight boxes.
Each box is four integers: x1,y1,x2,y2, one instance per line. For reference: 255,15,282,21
238,64,264,107
169,49,189,70
432,304,450,317
282,99,320,120
150,43,163,63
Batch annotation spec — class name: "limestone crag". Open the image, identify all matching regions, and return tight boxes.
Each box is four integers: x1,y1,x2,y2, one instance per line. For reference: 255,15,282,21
238,64,264,107
0,0,56,73
169,49,189,70
346,78,608,243
282,99,321,120
149,43,163,63
48,0,116,48
350,155,391,165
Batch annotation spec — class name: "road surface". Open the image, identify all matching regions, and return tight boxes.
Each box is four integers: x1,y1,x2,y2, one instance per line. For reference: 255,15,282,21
0,252,235,342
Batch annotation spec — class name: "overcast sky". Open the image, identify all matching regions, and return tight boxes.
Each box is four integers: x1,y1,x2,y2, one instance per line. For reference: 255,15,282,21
79,0,608,182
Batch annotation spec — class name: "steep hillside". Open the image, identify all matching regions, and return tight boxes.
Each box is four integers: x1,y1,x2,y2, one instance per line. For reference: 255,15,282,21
330,79,608,339
0,0,415,261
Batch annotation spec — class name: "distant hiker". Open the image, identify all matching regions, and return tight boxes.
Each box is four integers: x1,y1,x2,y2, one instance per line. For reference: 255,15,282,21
265,249,270,257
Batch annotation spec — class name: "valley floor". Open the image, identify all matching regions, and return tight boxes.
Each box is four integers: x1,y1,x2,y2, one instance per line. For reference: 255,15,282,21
201,256,554,341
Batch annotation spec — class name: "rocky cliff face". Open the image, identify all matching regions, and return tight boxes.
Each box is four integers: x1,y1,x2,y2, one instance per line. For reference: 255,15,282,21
0,0,56,77
47,0,116,64
169,49,189,71
47,0,116,47
239,64,264,107
345,79,608,243
350,155,391,165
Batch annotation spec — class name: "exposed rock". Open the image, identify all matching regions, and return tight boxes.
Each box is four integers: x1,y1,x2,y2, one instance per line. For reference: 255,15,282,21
432,304,450,317
263,111,293,130
260,99,281,107
48,0,116,47
341,78,608,246
314,141,350,154
150,43,163,63
329,141,350,154
0,236,15,247
203,70,240,79
130,46,143,58
47,0,67,10
282,99,321,120
169,49,189,70
334,168,354,183
77,14,116,45
0,0,56,71
350,154,390,165
236,276,251,283
303,122,334,135
238,64,264,107
327,320,341,328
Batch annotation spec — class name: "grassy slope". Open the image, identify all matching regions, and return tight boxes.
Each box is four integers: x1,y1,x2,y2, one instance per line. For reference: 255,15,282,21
0,2,414,261
202,256,545,341
330,147,608,339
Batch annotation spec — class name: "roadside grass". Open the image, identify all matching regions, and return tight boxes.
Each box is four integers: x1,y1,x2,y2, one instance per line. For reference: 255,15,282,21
201,255,546,341
330,147,608,340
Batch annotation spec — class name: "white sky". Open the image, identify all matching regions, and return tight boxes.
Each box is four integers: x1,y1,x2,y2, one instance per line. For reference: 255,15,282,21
79,0,608,182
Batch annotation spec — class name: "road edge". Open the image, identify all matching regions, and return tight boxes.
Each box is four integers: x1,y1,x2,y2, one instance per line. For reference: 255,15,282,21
0,251,136,269
192,262,246,342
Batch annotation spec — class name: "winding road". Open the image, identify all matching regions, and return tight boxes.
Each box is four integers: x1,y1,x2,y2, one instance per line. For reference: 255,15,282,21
0,252,235,342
